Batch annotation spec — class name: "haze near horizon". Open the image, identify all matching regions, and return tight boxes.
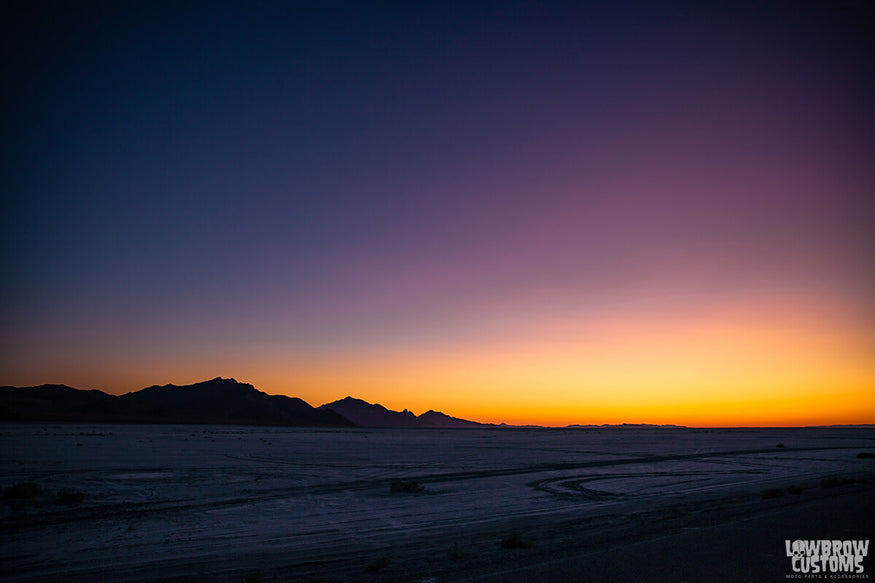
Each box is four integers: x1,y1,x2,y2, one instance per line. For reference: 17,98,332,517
2,2,873,427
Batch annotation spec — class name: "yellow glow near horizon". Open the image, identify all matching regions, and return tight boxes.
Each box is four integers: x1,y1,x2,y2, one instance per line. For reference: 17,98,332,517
17,296,871,427
254,299,874,427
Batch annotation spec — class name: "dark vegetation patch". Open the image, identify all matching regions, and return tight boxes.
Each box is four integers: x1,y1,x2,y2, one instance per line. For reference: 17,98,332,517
240,571,264,583
55,488,85,504
820,476,861,488
389,480,423,493
761,487,785,499
364,557,390,572
776,443,785,448
500,533,532,549
3,482,44,499
856,452,875,459
448,541,470,559
2,482,86,506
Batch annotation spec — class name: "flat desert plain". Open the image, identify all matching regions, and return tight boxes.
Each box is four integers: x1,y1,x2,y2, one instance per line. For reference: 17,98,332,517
2,425,873,582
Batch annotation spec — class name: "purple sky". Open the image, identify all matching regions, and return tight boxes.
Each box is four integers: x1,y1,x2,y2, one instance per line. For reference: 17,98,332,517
2,2,873,423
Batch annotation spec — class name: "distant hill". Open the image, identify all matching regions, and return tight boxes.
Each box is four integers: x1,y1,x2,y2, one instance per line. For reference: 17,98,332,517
0,378,353,427
319,396,486,428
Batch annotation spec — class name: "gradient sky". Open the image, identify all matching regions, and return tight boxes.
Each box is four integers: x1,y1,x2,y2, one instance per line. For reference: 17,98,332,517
2,1,873,426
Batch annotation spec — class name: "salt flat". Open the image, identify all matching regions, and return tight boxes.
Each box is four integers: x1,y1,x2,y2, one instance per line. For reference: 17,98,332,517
2,425,874,582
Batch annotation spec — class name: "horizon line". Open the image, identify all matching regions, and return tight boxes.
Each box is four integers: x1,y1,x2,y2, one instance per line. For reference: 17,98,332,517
2,378,873,429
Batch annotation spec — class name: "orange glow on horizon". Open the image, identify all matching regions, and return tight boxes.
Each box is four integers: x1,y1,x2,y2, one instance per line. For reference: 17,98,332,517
254,299,875,427
9,297,872,428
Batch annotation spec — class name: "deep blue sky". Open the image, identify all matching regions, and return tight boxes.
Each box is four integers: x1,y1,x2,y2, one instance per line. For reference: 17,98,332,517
2,1,873,424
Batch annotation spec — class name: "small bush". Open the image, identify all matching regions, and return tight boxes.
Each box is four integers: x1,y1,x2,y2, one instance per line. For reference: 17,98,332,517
500,533,532,549
390,480,423,493
761,488,786,499
787,485,803,495
856,452,875,459
3,482,44,499
364,557,389,572
55,488,85,504
776,443,785,448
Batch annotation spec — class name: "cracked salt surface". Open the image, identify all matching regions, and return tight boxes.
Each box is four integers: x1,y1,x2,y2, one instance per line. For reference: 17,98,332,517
1,424,873,581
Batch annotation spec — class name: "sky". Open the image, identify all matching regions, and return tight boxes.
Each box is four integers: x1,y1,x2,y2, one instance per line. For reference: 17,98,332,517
2,1,873,426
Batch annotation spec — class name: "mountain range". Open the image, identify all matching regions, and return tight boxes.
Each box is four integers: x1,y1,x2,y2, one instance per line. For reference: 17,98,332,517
320,396,485,428
0,377,486,428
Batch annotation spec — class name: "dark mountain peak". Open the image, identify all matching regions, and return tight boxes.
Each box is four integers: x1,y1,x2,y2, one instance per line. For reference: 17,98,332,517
2,383,80,393
128,377,258,398
1,379,485,428
322,396,393,413
0,383,118,422
320,397,416,427
2,379,353,428
36,383,77,390
169,377,249,390
0,383,115,398
202,376,249,389
320,397,485,428
332,396,375,407
417,409,486,428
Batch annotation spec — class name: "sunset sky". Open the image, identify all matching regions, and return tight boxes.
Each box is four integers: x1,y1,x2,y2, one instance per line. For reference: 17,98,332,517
2,1,873,426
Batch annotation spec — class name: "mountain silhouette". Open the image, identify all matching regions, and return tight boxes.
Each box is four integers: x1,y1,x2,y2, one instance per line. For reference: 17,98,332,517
319,396,485,428
0,384,118,422
417,409,486,428
0,378,353,427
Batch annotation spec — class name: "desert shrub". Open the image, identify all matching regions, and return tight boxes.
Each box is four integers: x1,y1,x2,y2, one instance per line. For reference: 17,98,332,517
762,488,786,499
390,480,423,493
55,488,85,504
364,557,389,572
500,533,532,549
3,482,44,499
787,485,803,495
856,452,875,459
